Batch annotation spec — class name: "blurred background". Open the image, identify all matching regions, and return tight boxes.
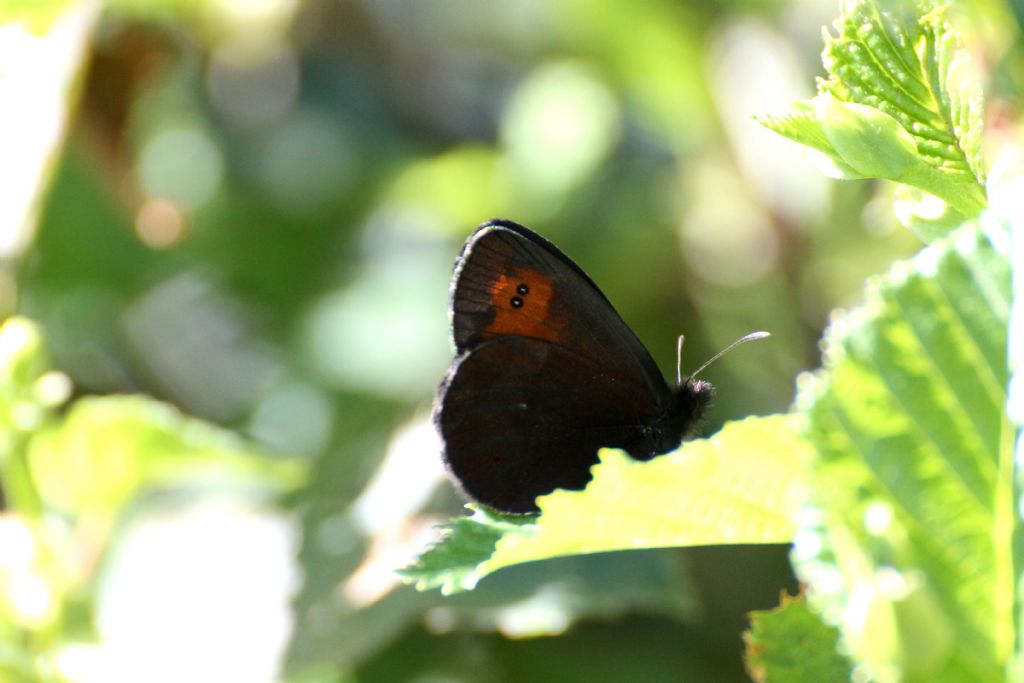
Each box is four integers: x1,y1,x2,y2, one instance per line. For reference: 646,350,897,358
1,0,1020,681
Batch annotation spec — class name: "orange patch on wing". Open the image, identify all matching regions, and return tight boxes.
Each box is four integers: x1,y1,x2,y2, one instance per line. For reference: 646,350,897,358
489,274,509,298
484,267,558,342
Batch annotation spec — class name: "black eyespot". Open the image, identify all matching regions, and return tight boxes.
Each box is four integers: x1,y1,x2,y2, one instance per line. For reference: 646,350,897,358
517,283,529,295
510,296,523,308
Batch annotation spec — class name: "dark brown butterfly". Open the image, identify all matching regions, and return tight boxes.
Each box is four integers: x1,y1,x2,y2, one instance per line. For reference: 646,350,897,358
435,219,766,513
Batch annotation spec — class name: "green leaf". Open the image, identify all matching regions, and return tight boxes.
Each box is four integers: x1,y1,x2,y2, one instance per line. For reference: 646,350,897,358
817,93,924,180
759,0,986,233
403,414,810,593
793,219,1011,681
744,592,853,683
1003,181,1024,679
893,184,967,242
400,507,538,594
28,396,304,520
757,104,862,180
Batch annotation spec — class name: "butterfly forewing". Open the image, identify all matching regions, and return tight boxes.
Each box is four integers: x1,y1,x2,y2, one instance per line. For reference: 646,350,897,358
450,221,666,392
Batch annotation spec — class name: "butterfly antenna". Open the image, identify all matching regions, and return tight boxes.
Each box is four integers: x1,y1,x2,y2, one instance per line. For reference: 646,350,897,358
676,334,685,386
687,331,771,380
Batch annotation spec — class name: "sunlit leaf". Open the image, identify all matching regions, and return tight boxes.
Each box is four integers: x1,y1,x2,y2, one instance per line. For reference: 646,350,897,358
793,220,1011,681
757,104,862,180
760,0,986,231
893,184,967,242
404,414,809,593
1007,181,1024,680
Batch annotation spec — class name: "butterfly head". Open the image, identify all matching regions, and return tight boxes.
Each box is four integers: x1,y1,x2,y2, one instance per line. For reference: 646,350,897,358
669,331,769,440
676,377,714,430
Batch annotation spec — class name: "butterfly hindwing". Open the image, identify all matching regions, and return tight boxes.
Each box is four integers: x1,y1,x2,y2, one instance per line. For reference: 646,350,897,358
438,336,662,513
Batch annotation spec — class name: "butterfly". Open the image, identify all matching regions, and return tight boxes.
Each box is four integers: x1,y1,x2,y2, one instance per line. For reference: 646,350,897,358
435,219,767,513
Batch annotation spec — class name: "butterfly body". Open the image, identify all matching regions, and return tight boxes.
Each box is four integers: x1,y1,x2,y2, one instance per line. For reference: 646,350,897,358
436,219,713,513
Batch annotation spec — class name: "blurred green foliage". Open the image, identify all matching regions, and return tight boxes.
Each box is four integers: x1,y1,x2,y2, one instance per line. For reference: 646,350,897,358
1,0,1022,681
